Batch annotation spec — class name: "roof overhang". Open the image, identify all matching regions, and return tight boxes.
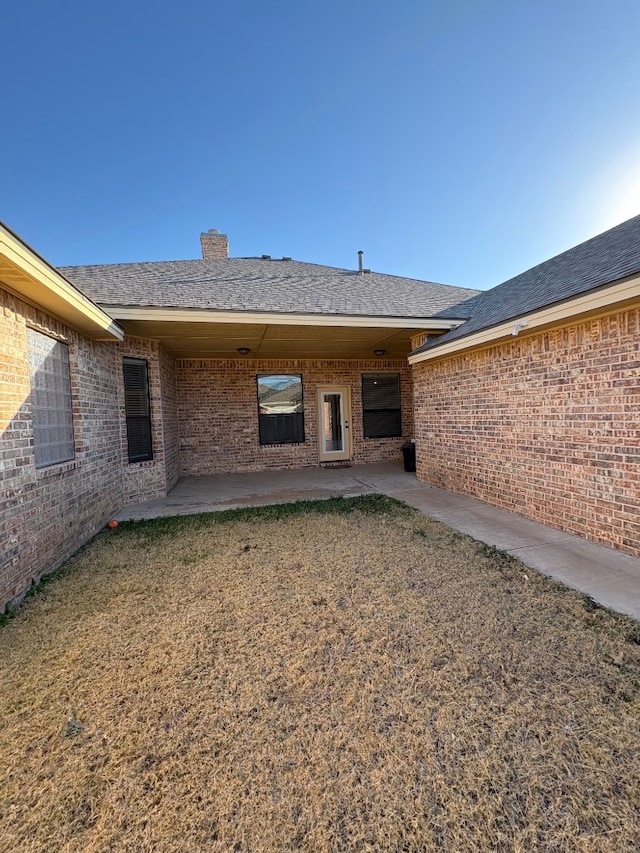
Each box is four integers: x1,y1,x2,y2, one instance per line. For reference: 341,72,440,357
98,307,466,360
103,306,464,329
0,223,123,341
409,273,640,365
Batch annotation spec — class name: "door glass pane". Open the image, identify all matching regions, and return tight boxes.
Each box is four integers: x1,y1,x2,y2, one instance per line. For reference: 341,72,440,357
323,393,343,452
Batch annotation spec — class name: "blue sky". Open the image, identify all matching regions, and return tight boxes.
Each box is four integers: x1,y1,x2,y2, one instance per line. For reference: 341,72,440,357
4,0,640,289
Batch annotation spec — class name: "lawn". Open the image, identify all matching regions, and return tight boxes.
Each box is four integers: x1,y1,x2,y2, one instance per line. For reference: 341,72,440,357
1,496,639,852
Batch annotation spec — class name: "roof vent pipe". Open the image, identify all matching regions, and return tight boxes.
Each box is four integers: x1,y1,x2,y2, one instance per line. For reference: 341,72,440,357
358,250,364,274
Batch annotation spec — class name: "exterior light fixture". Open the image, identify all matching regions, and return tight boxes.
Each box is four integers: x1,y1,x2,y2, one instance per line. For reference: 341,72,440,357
374,348,386,356
237,347,251,356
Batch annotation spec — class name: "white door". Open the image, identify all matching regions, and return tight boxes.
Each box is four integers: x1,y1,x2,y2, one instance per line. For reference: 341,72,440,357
317,386,351,462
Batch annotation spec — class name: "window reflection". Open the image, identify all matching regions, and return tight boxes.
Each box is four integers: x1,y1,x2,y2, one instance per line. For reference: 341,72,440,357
257,375,304,444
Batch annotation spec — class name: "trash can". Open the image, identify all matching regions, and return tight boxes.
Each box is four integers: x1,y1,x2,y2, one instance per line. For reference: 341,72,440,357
402,441,416,473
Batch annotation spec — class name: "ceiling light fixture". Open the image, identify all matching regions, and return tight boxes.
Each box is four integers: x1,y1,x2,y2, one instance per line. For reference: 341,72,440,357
374,348,386,356
237,347,251,356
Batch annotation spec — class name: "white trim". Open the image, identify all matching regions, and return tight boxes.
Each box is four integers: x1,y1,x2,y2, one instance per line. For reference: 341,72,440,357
408,275,640,365
0,223,124,341
317,385,352,462
103,305,465,330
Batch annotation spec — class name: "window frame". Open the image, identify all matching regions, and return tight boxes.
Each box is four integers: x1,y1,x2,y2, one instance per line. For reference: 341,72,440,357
123,357,153,463
361,372,402,439
256,373,305,446
26,328,76,469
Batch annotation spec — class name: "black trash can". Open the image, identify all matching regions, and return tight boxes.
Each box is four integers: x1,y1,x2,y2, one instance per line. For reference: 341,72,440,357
402,441,416,473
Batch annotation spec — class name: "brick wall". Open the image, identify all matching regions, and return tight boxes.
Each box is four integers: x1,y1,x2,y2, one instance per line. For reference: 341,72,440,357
159,344,180,492
0,287,124,609
177,359,413,474
116,338,179,504
412,306,640,556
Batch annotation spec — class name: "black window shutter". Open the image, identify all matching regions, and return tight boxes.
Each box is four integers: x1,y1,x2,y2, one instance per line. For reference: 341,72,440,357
258,412,305,445
123,358,153,462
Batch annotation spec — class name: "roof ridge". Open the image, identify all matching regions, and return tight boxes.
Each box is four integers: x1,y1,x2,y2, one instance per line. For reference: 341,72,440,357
60,256,479,294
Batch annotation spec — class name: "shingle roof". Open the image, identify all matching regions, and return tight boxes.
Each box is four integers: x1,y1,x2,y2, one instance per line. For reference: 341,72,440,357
59,257,480,320
416,213,640,352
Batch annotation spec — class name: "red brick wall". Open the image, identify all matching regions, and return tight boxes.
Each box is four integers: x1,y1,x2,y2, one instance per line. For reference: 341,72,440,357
0,287,124,609
159,344,180,492
412,306,640,556
177,359,413,474
1,303,183,610
115,338,180,504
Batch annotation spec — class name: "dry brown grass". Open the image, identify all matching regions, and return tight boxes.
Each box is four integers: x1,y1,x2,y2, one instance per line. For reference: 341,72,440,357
1,496,639,852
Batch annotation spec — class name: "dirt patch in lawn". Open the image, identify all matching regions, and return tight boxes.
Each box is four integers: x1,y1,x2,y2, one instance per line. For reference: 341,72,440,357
1,496,639,852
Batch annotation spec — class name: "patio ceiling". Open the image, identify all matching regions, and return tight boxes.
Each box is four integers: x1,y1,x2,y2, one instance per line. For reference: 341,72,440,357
116,317,451,359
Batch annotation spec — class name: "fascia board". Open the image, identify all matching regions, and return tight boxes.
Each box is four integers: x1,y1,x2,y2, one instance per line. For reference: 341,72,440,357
103,306,466,330
408,275,640,365
0,224,123,340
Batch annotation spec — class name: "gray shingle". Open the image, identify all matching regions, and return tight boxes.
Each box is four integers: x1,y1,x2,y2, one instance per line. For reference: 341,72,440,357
417,213,640,352
59,257,480,320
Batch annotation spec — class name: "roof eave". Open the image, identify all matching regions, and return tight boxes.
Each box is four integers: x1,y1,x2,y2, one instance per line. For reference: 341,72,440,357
409,273,640,365
0,223,124,341
100,305,468,330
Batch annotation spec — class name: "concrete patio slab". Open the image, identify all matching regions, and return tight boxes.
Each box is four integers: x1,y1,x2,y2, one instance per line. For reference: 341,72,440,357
115,462,640,620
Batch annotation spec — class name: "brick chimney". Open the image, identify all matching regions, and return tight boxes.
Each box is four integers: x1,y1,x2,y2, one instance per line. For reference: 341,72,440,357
200,229,229,260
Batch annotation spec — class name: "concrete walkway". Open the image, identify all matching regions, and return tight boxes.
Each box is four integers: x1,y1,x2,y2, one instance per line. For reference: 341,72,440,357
115,462,640,621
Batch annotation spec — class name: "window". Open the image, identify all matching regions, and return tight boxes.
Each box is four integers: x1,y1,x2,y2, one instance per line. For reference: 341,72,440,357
257,374,304,445
26,328,75,468
123,358,153,462
362,373,402,438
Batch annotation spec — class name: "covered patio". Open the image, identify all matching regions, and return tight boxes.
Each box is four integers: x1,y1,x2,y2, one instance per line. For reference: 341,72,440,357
115,461,413,519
